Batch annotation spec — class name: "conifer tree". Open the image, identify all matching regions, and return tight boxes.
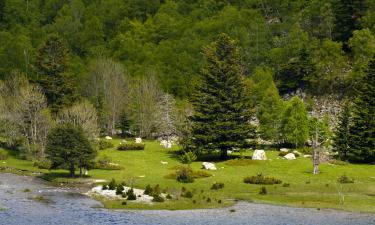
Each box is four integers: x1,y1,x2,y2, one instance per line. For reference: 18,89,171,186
189,33,254,159
333,102,351,160
36,35,78,113
347,60,375,163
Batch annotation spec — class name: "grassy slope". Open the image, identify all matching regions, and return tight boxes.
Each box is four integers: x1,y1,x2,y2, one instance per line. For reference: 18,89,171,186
1,141,374,212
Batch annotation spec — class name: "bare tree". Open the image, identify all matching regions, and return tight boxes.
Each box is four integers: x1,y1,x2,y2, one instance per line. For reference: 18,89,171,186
157,93,177,141
85,58,127,136
57,100,99,139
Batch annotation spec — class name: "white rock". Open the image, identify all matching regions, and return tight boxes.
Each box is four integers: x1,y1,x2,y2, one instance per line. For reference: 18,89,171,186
227,150,233,154
135,137,142,143
202,162,217,170
303,154,312,158
105,136,112,140
252,150,267,160
293,150,301,156
161,161,168,165
284,153,296,160
166,141,172,149
160,140,167,146
280,148,289,153
121,139,127,143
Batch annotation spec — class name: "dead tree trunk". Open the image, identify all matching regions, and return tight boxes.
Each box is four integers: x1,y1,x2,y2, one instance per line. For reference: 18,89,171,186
312,125,320,175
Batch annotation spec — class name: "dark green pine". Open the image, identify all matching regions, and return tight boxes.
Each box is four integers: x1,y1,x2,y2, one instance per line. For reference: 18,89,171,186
189,33,254,159
333,102,351,160
347,60,375,163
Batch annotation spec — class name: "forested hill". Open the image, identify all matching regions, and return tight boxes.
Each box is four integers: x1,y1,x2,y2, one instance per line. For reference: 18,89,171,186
0,0,374,97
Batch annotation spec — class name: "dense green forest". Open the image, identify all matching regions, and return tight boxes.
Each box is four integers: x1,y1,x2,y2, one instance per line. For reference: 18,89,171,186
0,0,374,163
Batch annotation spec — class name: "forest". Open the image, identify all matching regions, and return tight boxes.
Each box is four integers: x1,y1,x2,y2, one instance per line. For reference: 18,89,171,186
0,0,374,166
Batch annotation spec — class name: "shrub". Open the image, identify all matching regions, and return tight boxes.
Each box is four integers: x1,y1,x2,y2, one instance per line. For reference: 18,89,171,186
144,185,153,195
176,167,194,183
182,190,193,198
122,201,127,205
166,194,172,199
259,186,267,195
206,197,211,203
0,149,8,160
98,140,114,150
337,175,354,184
102,185,108,190
179,151,197,164
126,188,137,200
116,184,124,195
282,183,290,187
117,143,145,151
108,179,117,190
94,155,123,170
218,199,222,204
211,182,225,190
243,173,282,185
33,159,52,169
191,170,212,178
152,194,165,202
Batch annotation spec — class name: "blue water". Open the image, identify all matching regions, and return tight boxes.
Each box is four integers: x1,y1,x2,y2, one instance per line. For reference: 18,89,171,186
0,173,374,225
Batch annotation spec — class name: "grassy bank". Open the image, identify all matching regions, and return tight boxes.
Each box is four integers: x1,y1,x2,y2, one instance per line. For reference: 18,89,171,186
1,141,374,212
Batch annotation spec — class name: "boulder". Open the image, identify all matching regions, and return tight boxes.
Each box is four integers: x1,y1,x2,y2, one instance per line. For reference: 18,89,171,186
202,162,217,170
105,136,112,140
293,150,302,156
160,161,168,165
284,153,296,160
303,154,312,158
135,137,142,143
252,150,267,160
280,148,289,153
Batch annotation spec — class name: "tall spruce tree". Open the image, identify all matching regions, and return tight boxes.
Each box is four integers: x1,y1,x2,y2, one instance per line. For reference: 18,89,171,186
36,35,78,114
189,33,254,159
347,60,375,163
333,102,351,160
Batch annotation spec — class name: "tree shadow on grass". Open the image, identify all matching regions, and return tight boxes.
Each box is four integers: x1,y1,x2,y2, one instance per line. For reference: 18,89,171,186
39,172,91,182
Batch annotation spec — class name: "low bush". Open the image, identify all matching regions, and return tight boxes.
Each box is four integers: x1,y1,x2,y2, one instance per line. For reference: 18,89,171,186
33,159,52,169
117,142,145,151
206,197,211,203
176,167,194,183
126,188,137,200
98,140,114,150
122,201,127,205
243,173,282,185
282,183,290,187
0,149,8,160
143,184,161,196
337,175,354,184
144,185,153,195
218,199,222,204
259,186,267,195
179,151,197,164
152,194,165,202
181,190,193,198
94,155,123,170
211,182,225,190
116,184,124,195
166,194,172,199
102,185,108,190
108,178,117,190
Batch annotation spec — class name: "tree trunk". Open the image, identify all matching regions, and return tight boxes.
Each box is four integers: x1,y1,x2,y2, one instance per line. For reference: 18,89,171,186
220,149,228,159
69,163,75,177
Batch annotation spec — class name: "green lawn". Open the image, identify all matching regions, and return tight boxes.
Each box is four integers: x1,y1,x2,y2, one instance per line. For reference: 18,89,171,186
1,140,374,212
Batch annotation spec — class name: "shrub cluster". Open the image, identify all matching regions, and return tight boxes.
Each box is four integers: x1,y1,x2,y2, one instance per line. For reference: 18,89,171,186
126,188,137,200
117,143,145,151
33,159,52,169
97,140,114,150
116,184,125,195
259,186,267,195
210,182,225,190
176,166,194,183
243,173,282,185
179,151,197,164
94,155,123,170
181,188,193,198
337,175,354,183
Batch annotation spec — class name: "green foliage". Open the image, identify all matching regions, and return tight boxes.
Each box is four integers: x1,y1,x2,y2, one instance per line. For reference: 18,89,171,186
94,155,123,170
210,182,225,190
126,188,137,200
347,61,375,163
181,190,193,198
116,184,124,195
0,149,8,160
176,166,194,183
45,124,96,177
152,194,165,202
117,143,145,151
337,175,354,184
33,159,52,169
333,102,351,160
179,151,197,164
280,96,309,147
97,140,114,150
108,179,117,190
244,173,282,185
189,33,254,159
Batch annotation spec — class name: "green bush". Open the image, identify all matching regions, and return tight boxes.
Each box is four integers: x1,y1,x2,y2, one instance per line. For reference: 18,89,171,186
126,188,137,200
166,194,172,199
117,143,145,151
94,155,123,170
116,184,124,195
282,183,290,187
259,186,267,195
33,159,52,169
182,190,193,198
144,185,153,195
179,151,197,164
206,197,211,203
108,178,117,190
244,173,282,185
102,185,108,190
152,194,165,202
0,149,8,160
176,166,194,183
98,140,114,150
337,175,354,184
211,182,225,190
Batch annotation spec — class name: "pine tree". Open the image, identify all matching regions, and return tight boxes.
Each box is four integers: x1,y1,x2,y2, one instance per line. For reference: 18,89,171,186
189,33,254,159
347,60,375,163
36,35,78,113
333,102,351,160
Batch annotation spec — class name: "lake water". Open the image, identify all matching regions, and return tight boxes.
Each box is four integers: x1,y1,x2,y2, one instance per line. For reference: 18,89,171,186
0,173,374,225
